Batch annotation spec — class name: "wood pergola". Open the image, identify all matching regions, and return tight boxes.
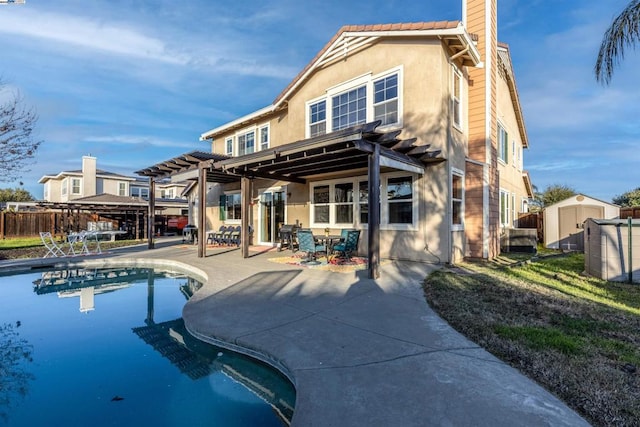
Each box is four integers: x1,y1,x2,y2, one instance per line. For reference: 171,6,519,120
37,193,159,239
137,121,443,279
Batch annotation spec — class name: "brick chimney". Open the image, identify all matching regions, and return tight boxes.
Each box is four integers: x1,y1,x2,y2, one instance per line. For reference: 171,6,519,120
464,0,500,259
82,155,97,197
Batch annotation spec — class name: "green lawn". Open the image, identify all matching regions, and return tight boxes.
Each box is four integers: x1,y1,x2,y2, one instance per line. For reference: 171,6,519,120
424,252,640,427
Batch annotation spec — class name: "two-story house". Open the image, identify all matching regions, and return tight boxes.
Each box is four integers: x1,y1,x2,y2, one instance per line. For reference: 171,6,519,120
39,156,188,207
189,0,531,264
136,0,532,269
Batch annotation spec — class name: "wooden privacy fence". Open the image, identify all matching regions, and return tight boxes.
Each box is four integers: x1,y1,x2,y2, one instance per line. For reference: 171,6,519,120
620,207,640,219
516,212,543,242
0,211,99,239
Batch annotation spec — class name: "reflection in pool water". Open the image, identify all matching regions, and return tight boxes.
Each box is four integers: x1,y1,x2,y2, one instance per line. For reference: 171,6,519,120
0,267,295,427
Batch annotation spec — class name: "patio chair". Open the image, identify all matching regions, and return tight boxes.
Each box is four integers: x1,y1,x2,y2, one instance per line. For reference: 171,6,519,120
207,225,226,245
228,226,242,246
212,225,229,245
40,232,65,258
297,229,327,264
332,229,360,262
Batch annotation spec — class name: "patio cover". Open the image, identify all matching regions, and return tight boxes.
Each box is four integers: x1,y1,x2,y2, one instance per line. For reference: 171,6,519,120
137,122,444,278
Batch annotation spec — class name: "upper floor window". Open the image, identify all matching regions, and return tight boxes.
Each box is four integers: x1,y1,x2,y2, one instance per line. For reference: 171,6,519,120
332,86,367,131
498,123,508,163
225,137,233,155
452,170,464,229
118,182,126,196
307,68,402,137
309,100,326,137
71,178,81,195
61,178,68,196
238,130,255,156
452,67,462,129
131,187,149,199
374,74,398,126
260,125,269,150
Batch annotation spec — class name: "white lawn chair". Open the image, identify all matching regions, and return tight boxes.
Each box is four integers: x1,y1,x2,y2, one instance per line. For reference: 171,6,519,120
40,232,65,258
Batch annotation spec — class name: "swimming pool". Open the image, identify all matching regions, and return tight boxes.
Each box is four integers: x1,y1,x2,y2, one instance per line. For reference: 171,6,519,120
0,267,295,427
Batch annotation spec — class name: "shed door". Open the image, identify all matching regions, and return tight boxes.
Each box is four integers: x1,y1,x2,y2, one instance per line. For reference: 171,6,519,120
558,205,604,251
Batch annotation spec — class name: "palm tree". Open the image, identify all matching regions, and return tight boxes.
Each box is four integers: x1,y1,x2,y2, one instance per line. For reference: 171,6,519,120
595,0,640,84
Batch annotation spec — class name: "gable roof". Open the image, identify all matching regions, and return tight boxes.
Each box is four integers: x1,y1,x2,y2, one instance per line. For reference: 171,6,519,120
497,42,528,148
200,21,481,141
38,169,135,184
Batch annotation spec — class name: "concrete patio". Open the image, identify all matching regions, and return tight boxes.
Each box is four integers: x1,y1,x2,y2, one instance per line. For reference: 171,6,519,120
0,238,590,426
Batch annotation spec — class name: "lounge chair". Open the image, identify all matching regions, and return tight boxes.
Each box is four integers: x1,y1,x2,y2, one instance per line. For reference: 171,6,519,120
297,229,327,264
40,232,65,258
332,229,360,262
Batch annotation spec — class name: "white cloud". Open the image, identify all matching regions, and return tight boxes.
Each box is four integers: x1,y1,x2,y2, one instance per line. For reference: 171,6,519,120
0,9,188,64
84,135,197,149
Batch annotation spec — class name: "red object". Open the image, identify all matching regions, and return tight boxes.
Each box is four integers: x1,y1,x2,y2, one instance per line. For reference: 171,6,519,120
167,216,188,231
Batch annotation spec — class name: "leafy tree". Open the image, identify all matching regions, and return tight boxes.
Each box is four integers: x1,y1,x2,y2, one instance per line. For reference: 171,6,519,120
0,79,42,182
612,187,640,206
595,1,640,84
540,184,577,207
0,322,34,423
0,187,34,202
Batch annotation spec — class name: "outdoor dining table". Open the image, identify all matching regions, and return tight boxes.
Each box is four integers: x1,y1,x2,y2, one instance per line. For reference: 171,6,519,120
315,234,342,252
67,231,101,255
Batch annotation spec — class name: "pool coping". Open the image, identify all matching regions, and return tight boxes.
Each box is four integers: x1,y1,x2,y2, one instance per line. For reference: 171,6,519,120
1,242,591,427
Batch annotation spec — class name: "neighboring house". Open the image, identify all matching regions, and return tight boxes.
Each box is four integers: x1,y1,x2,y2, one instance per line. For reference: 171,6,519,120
190,0,532,264
544,194,620,251
39,156,189,216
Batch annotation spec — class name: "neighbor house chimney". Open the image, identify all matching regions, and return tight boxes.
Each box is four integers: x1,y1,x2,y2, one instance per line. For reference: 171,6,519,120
464,0,499,259
82,155,97,197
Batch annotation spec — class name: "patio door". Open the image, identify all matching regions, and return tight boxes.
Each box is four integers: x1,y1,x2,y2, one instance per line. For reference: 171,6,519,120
258,188,285,246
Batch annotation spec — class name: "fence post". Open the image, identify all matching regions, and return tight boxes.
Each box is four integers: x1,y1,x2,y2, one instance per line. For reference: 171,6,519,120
628,216,633,284
0,211,4,239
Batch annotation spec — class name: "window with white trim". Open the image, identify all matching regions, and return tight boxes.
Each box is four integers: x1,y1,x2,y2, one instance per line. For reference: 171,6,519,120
451,170,464,228
309,100,326,137
225,137,233,155
224,193,242,220
452,66,462,129
511,193,516,227
238,130,255,156
310,173,415,229
118,182,126,196
131,187,149,199
306,68,401,137
498,123,508,163
61,178,68,197
359,180,368,224
312,185,330,224
386,176,413,224
373,74,398,126
332,86,367,131
71,178,81,195
334,182,354,224
500,189,510,227
260,125,269,150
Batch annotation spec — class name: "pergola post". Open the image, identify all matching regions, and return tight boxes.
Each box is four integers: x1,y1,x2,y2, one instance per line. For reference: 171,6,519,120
198,165,207,258
148,178,155,249
368,143,381,279
241,177,251,258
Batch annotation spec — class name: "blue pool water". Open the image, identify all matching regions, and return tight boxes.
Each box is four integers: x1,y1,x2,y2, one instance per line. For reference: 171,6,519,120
0,267,295,427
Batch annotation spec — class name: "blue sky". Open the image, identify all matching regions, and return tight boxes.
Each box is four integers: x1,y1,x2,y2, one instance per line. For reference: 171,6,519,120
1,0,638,203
